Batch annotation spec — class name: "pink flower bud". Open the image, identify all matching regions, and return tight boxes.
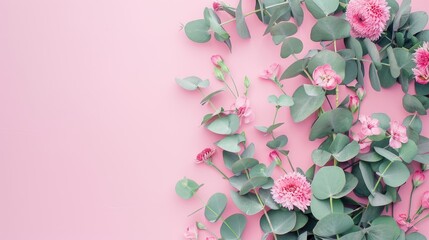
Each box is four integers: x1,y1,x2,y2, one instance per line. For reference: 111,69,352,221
349,94,359,113
422,163,429,172
213,1,222,11
195,148,216,164
422,191,429,209
412,170,425,188
269,150,281,165
356,88,365,100
211,55,223,68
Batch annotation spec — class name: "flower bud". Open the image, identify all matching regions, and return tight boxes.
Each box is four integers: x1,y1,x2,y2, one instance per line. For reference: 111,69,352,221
422,163,429,172
213,1,222,11
269,150,282,165
196,222,206,230
244,76,250,88
214,67,225,81
356,88,365,100
349,94,360,113
211,55,223,67
412,170,425,188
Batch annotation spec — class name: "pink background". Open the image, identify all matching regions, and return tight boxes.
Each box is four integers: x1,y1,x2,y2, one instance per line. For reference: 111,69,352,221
0,0,428,239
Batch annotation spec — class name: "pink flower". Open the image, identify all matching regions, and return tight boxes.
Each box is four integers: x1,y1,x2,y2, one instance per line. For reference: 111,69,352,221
213,1,222,11
184,224,198,240
414,42,429,69
345,0,390,41
422,191,429,209
412,170,425,188
196,148,216,164
206,237,217,240
389,121,408,149
359,115,382,136
271,172,312,212
211,55,223,68
349,94,360,113
260,63,280,81
269,150,281,165
231,96,254,124
312,64,342,90
395,213,414,231
413,67,429,85
351,131,372,153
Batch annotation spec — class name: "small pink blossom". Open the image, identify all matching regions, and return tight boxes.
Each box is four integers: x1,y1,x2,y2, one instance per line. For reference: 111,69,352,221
412,170,425,188
184,224,198,240
271,172,312,212
359,115,382,136
211,55,223,68
312,64,342,90
269,150,281,165
351,131,372,153
422,191,429,209
345,0,390,41
395,213,416,231
231,96,254,124
413,67,429,85
389,121,408,149
213,1,222,11
196,148,216,164
414,42,429,69
260,63,280,81
206,237,217,240
349,94,360,113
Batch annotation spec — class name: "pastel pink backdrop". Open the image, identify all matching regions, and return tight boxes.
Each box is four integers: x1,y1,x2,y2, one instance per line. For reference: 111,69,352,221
0,0,428,239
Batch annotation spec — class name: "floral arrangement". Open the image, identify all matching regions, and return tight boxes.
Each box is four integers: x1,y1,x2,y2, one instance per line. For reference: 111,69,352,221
175,0,429,239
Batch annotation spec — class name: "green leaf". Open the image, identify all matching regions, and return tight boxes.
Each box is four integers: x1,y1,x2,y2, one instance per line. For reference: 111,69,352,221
201,89,224,105
357,152,383,162
407,11,429,37
368,191,393,206
369,63,381,91
281,37,303,58
312,166,346,200
313,213,354,237
334,141,360,162
176,76,209,91
309,108,353,140
267,135,288,149
364,39,381,69
290,0,304,26
259,188,280,210
371,113,391,130
305,0,339,18
267,123,285,134
312,149,332,166
345,37,363,59
371,216,401,239
223,151,239,170
290,85,325,122
269,94,294,107
205,193,228,222
239,177,270,195
308,50,346,80
359,162,376,194
236,0,250,39
280,58,309,79
310,16,351,41
403,94,427,115
220,214,247,240
399,140,418,163
387,47,400,78
373,147,401,161
406,232,427,240
303,84,324,96
232,158,259,174
229,174,247,190
230,191,264,215
175,178,201,200
216,134,246,153
260,210,297,234
366,224,399,240
270,22,298,45
332,173,358,198
184,19,211,43
204,8,229,41
393,0,411,31
305,0,325,19
340,231,365,240
207,114,240,135
310,195,344,220
378,161,410,187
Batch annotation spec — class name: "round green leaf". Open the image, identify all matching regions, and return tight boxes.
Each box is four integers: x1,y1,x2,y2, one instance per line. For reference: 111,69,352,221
176,76,209,91
205,193,228,222
407,11,428,37
310,16,351,41
260,210,297,235
310,195,344,220
308,50,346,80
270,22,298,45
281,59,309,79
239,177,269,195
216,134,246,153
220,214,247,240
307,0,339,16
281,37,303,58
184,19,211,43
313,213,354,237
232,158,259,174
399,140,418,163
312,166,346,200
290,85,325,122
312,149,332,166
309,108,353,140
175,178,201,200
333,173,358,198
230,191,264,215
406,232,427,240
378,161,410,187
403,94,427,115
291,212,308,231
207,114,240,135
259,188,280,210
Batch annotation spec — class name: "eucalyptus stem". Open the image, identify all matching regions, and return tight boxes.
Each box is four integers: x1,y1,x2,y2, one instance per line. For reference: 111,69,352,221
223,80,238,98
220,1,290,26
207,160,229,180
408,112,418,127
286,155,295,172
198,88,217,111
372,161,393,193
407,187,416,221
406,214,429,233
330,197,334,213
228,72,240,97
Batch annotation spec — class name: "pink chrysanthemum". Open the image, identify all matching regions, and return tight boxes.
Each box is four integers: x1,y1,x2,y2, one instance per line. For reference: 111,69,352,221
195,148,216,164
271,172,311,212
414,42,429,69
346,0,390,41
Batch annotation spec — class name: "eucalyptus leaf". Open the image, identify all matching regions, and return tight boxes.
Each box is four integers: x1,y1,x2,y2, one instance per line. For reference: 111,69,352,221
231,191,264,215
260,210,297,234
309,108,353,140
207,114,240,135
290,85,325,122
184,19,211,43
176,76,209,91
216,134,246,153
236,0,250,39
220,214,247,240
205,193,228,222
270,22,298,45
232,158,259,174
281,37,303,58
313,213,354,237
312,166,346,200
310,16,351,41
310,195,344,220
175,178,201,200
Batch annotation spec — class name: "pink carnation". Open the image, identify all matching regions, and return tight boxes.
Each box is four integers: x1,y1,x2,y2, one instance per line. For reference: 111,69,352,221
260,63,280,81
414,42,429,69
346,0,390,41
195,148,216,164
359,115,382,136
312,64,342,90
271,172,311,212
230,96,254,124
395,213,416,231
351,131,372,153
184,224,198,240
412,170,425,188
213,1,222,11
413,67,429,85
389,121,408,149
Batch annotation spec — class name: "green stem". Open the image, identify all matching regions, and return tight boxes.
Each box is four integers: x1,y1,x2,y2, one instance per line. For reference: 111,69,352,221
220,1,290,26
407,187,416,221
286,155,295,172
408,112,418,127
198,88,217,111
406,214,429,233
228,72,240,98
224,80,237,99
207,161,229,180
372,161,393,193
330,197,334,213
